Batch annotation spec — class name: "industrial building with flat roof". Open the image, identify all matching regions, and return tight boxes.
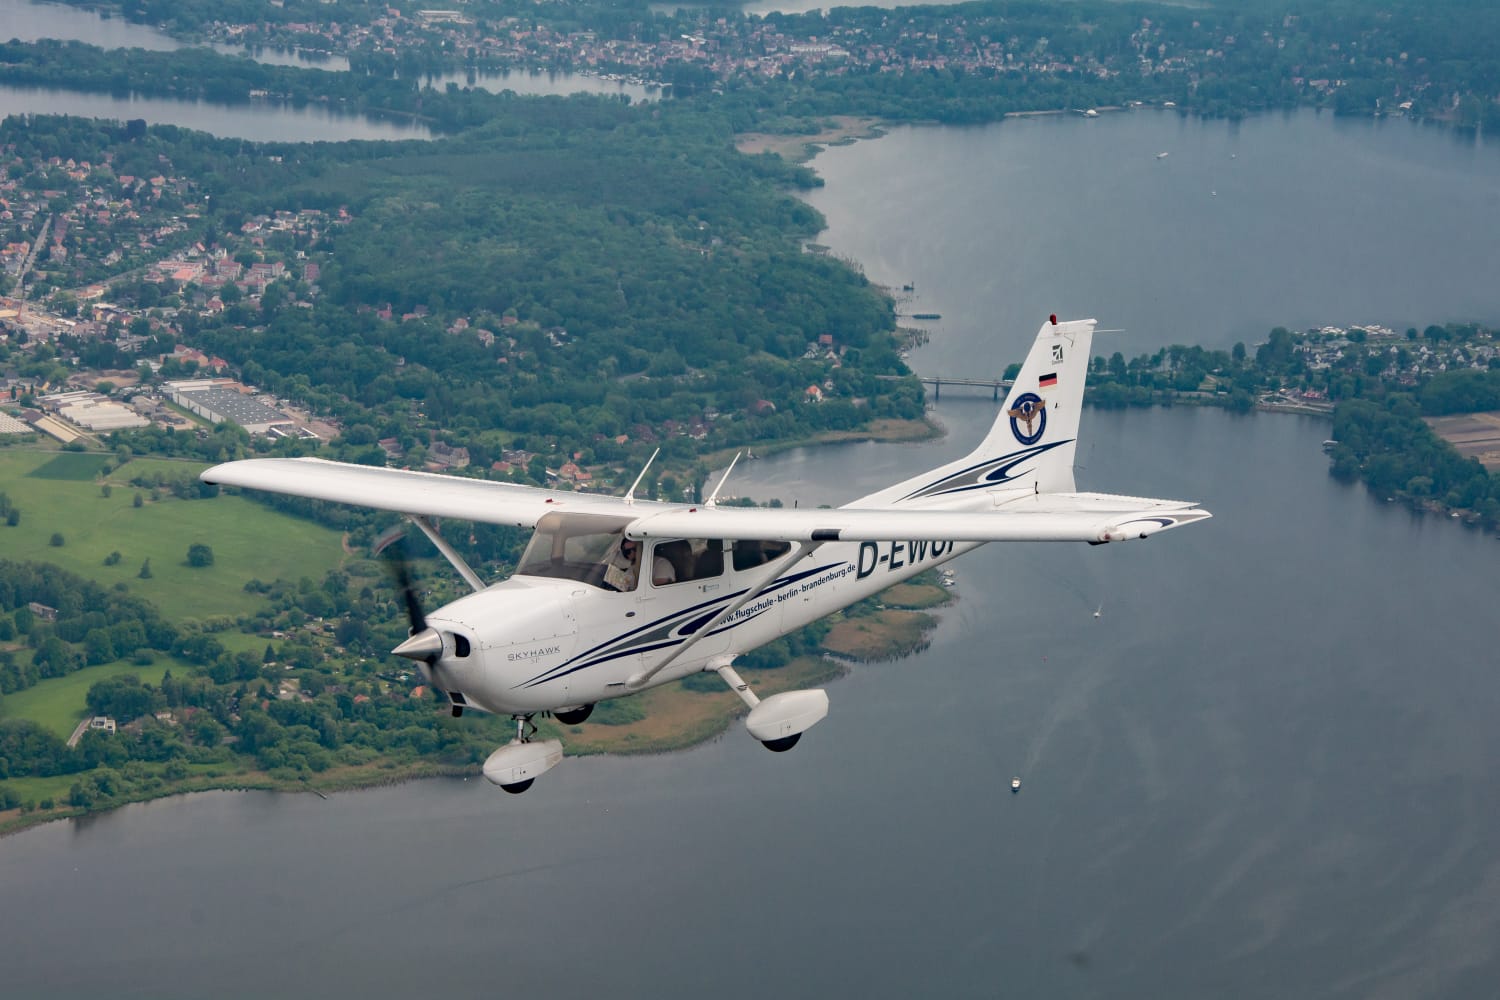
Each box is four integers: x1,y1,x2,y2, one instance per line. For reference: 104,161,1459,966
166,379,295,435
37,390,149,432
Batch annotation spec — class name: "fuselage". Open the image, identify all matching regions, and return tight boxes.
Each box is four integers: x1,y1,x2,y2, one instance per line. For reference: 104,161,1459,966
425,536,980,715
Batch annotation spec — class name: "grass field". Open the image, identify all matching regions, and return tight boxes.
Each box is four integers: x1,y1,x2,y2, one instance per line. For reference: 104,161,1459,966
0,448,348,620
26,452,111,481
1,773,78,805
2,658,179,737
0,447,367,743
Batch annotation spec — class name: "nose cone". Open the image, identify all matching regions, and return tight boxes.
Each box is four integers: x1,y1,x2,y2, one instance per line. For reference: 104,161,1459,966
393,627,443,662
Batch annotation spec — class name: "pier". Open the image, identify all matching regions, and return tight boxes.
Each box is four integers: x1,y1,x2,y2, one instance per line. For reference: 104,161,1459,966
879,374,1014,401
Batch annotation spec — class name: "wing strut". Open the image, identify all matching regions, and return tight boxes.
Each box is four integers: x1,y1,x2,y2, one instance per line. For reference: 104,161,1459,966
705,453,741,508
409,515,486,594
624,448,660,505
625,540,824,690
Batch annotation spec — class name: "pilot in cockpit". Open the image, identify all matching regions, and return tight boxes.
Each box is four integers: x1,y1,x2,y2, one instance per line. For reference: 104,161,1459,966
603,536,641,592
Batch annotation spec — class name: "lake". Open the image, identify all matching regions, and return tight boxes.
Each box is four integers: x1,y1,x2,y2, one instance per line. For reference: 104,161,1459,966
0,0,656,112
802,109,1500,366
0,83,437,142
3,113,1500,997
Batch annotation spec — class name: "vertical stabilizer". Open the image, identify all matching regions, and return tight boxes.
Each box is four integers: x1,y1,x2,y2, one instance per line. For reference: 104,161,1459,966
857,317,1097,507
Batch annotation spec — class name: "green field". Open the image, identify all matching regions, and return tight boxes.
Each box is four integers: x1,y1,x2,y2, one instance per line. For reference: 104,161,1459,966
1,658,178,737
0,449,348,620
1,773,79,806
26,452,112,481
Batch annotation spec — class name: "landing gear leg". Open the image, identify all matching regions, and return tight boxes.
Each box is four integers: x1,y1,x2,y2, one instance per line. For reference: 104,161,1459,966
514,714,538,743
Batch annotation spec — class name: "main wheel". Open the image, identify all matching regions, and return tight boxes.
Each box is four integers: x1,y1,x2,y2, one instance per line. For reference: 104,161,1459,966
554,704,594,725
500,779,534,795
760,733,801,753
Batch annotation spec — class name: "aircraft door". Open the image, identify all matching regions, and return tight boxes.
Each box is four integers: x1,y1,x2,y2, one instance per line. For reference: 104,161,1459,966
637,538,732,662
729,539,790,644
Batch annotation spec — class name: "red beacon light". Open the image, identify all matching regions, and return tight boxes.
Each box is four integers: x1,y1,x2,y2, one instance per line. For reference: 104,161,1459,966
1049,313,1058,326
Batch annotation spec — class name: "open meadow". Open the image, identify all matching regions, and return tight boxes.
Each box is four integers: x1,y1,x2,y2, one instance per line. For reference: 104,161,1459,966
0,448,348,620
1,447,353,739
2,657,178,737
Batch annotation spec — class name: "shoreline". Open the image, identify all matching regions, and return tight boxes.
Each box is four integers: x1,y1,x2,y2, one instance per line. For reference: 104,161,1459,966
734,115,889,163
699,415,942,471
0,578,954,838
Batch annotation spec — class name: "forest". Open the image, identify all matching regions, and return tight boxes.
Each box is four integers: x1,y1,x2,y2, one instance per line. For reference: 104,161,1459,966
1,105,925,485
1076,325,1500,527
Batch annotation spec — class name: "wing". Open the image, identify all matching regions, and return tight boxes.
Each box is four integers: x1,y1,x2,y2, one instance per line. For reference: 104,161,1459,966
630,493,1211,544
201,457,657,527
203,458,1210,544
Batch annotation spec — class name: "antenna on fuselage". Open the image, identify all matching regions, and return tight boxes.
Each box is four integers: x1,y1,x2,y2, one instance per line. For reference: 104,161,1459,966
705,452,741,508
624,447,660,505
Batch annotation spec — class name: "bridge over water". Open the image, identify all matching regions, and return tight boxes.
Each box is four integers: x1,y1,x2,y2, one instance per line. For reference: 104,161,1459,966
879,374,1015,401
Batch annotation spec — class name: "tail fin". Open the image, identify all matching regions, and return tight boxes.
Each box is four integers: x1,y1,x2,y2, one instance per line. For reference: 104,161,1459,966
858,316,1097,507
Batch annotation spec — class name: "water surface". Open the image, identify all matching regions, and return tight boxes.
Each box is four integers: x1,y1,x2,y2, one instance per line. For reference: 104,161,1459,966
802,110,1500,365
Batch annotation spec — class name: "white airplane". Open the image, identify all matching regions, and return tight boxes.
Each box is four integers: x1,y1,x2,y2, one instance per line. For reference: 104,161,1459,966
201,316,1211,793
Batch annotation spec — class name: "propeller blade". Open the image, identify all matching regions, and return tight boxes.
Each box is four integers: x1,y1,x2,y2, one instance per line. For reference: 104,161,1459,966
390,553,428,636
377,531,428,637
378,526,451,707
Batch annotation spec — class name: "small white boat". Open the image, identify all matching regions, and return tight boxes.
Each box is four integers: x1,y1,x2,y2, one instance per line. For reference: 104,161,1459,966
1155,151,1169,159
1011,777,1021,793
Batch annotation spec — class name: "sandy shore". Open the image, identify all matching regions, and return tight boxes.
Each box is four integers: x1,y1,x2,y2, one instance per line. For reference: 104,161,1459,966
734,115,887,162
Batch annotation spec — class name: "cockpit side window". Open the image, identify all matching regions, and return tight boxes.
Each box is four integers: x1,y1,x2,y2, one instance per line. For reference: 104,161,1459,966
733,539,792,571
650,539,725,587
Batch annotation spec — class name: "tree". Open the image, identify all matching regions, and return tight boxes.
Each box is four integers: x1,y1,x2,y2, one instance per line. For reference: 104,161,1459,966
49,532,64,547
87,675,155,721
186,543,215,568
138,558,153,579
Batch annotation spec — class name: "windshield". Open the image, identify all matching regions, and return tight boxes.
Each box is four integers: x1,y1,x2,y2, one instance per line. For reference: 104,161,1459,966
516,511,638,590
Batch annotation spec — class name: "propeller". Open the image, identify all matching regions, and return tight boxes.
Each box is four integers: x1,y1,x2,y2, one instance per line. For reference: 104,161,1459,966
376,527,443,668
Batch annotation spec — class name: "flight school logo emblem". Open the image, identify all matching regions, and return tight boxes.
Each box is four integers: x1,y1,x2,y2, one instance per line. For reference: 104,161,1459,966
1008,393,1047,445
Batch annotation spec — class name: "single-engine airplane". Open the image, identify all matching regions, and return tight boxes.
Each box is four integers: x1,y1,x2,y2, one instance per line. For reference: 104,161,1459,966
201,316,1211,793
